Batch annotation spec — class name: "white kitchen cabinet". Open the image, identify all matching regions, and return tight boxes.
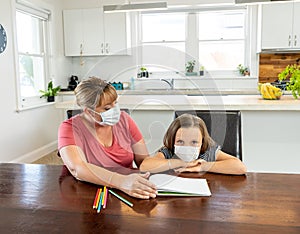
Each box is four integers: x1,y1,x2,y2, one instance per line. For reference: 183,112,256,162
63,8,130,56
260,2,300,50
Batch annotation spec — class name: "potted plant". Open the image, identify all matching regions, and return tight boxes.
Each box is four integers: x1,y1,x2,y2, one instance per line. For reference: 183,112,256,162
39,80,61,102
138,67,149,78
199,66,205,76
278,64,300,99
185,60,197,76
237,64,250,76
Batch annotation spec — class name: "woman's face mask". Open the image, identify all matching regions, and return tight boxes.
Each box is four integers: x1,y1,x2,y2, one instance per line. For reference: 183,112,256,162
89,103,121,126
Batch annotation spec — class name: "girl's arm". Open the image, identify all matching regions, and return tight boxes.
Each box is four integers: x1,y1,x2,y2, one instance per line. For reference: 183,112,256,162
177,150,247,175
207,150,247,175
140,152,188,173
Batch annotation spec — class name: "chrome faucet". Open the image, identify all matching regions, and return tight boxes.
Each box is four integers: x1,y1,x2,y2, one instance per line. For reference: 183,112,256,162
160,78,174,90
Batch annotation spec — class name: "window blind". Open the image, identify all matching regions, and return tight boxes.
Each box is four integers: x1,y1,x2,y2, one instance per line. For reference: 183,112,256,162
16,0,51,20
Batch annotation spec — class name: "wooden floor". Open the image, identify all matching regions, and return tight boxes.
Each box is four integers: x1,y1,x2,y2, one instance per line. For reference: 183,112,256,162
32,150,63,165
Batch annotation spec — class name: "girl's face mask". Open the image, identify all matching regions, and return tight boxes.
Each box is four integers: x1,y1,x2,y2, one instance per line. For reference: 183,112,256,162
174,145,200,162
89,103,121,126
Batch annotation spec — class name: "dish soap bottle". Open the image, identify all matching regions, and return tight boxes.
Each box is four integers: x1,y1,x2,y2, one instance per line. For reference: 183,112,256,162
130,77,135,90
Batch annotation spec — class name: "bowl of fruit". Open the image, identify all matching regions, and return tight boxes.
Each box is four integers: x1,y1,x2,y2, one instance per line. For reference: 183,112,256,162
258,83,282,100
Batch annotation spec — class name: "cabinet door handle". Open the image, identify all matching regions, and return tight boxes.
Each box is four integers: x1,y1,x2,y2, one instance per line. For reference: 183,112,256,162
295,35,297,47
288,35,292,47
80,43,83,55
105,43,109,54
101,43,104,54
80,44,84,66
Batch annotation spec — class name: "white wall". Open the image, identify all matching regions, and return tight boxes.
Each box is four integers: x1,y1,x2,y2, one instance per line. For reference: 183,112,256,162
59,0,239,85
0,0,240,163
0,0,68,163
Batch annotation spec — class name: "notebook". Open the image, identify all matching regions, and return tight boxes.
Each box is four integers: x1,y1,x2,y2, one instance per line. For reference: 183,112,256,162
149,174,211,196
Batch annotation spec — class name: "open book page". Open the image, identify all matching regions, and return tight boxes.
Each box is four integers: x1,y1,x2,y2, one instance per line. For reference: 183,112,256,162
149,174,211,196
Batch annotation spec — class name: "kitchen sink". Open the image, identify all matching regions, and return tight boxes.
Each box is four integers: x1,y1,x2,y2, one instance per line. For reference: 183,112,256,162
187,94,228,96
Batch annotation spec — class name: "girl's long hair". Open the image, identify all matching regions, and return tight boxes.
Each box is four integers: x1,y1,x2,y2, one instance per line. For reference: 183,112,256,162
163,113,214,154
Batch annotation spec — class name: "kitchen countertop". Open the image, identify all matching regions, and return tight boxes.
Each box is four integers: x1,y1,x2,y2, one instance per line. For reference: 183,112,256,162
58,89,261,96
56,94,300,111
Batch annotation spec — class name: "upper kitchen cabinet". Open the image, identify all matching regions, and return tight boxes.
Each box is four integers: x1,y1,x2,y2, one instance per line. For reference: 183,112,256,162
259,2,300,51
63,8,130,56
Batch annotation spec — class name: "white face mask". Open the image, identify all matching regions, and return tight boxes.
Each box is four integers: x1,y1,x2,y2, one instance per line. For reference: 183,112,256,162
174,145,200,162
89,103,121,126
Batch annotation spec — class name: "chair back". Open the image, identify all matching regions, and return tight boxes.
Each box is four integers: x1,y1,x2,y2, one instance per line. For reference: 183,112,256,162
67,109,82,119
175,110,242,160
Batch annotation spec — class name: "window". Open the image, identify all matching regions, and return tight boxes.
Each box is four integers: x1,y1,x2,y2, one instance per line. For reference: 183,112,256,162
15,2,50,109
141,13,186,72
198,9,246,71
140,7,247,73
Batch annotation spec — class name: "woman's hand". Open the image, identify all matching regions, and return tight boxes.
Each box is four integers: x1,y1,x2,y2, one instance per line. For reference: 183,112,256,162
175,159,207,173
117,172,157,199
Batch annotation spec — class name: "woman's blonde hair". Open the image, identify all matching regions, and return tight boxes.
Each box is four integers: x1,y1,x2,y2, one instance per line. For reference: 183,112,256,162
74,77,117,109
163,113,214,154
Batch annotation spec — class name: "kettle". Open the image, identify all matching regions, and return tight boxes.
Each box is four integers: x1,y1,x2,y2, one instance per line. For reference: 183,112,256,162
68,75,78,90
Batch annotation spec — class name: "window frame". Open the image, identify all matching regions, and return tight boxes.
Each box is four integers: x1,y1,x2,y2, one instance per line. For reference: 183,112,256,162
197,8,247,71
139,11,187,72
139,5,251,76
13,1,51,111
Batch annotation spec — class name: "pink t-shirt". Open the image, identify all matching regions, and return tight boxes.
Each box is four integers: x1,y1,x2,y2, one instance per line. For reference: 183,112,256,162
58,111,143,168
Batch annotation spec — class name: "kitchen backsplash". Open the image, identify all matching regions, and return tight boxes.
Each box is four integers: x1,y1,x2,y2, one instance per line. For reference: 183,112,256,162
259,53,300,83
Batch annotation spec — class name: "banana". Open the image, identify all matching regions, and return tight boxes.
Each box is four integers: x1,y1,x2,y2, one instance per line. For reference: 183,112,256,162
259,83,282,100
260,84,267,99
274,89,282,99
261,83,273,99
266,83,276,99
272,86,282,99
269,84,282,99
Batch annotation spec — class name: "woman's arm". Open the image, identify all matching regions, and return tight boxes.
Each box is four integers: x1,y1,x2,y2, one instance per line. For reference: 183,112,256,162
131,139,151,168
139,152,188,173
59,145,157,199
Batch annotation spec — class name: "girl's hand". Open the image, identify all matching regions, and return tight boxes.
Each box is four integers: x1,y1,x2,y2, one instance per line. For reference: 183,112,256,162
118,172,157,199
175,159,207,173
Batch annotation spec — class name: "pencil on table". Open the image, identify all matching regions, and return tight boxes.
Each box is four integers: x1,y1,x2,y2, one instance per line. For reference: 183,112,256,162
103,186,108,209
92,188,101,209
95,188,102,209
109,189,133,208
97,190,104,213
102,186,106,206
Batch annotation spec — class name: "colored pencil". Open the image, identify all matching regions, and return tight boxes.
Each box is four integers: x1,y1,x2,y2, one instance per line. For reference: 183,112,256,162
109,189,133,207
97,191,104,213
92,188,101,209
103,186,108,209
95,188,102,209
102,186,106,206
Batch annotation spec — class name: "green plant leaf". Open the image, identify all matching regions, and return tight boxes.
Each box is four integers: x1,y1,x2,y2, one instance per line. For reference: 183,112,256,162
278,64,300,99
39,81,61,98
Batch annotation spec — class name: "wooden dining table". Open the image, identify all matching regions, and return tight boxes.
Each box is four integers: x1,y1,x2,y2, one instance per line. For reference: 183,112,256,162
0,163,299,233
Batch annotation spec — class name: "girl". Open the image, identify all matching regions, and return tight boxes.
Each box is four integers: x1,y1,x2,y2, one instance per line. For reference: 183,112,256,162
140,113,246,175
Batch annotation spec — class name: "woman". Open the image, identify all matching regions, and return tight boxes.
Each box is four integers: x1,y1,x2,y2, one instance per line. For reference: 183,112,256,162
58,77,157,199
140,114,247,175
